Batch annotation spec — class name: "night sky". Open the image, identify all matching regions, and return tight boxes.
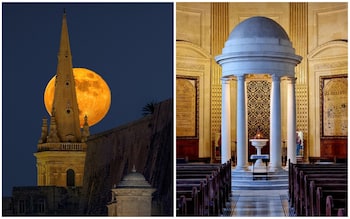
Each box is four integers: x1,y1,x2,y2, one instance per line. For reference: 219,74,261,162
2,3,173,196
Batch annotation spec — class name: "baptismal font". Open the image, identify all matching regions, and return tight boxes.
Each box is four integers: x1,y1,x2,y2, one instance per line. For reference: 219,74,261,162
249,127,269,169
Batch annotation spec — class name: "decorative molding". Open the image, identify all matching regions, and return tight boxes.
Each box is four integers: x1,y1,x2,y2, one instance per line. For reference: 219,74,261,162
313,5,347,47
314,61,348,71
308,40,348,60
176,3,211,52
177,62,205,71
176,41,212,59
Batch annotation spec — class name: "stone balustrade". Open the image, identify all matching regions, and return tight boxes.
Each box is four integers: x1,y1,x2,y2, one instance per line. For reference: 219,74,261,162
37,143,86,151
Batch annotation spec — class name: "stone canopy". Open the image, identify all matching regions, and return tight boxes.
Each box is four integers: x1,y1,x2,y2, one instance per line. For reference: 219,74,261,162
117,167,152,188
216,16,302,77
215,16,303,171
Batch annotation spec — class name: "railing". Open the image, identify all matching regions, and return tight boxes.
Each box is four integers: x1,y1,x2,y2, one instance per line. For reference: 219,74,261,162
37,143,86,152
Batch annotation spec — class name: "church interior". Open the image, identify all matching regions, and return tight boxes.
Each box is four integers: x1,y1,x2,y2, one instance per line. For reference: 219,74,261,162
176,2,347,216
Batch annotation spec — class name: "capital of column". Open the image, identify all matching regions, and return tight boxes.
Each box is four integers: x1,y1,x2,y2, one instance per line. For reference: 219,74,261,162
271,74,281,82
287,77,297,84
221,77,232,84
236,75,246,81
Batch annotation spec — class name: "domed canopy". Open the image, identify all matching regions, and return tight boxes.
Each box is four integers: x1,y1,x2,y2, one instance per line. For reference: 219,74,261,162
216,16,302,77
117,166,152,188
228,16,289,41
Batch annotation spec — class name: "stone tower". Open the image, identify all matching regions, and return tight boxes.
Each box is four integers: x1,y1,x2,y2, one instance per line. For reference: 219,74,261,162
34,11,89,187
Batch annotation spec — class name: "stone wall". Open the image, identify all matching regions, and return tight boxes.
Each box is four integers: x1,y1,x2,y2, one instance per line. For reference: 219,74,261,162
79,99,173,216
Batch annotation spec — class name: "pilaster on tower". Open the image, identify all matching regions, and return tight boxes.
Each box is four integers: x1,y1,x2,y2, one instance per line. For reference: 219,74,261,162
81,115,90,142
38,117,48,144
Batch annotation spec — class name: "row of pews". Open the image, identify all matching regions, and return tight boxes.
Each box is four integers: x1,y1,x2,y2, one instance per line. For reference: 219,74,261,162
176,160,231,216
289,160,347,216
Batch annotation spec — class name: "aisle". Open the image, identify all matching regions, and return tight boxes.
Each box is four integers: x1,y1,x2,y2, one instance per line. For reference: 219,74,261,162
223,190,291,216
222,167,292,216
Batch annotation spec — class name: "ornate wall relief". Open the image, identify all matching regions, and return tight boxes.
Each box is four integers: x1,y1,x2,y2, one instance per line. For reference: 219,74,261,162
176,77,198,137
320,75,348,137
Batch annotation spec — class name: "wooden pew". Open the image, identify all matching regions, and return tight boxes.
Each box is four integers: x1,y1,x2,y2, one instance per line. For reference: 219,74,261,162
293,168,346,215
176,174,215,216
288,161,347,210
303,176,347,216
176,186,199,216
176,161,231,216
177,161,231,212
288,161,347,213
298,171,347,216
177,195,187,215
337,208,346,216
326,195,347,216
176,176,214,215
308,156,335,164
315,187,347,216
308,181,347,216
176,181,205,215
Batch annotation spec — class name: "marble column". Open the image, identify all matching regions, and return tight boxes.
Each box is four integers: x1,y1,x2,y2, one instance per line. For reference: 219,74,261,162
235,75,247,171
287,77,297,165
270,75,282,171
221,78,231,164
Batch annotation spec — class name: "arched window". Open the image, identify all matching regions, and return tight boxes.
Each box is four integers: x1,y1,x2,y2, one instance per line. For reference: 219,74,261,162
66,169,75,187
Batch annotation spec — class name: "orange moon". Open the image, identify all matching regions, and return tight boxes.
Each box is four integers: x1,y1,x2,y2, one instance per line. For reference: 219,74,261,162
44,68,111,127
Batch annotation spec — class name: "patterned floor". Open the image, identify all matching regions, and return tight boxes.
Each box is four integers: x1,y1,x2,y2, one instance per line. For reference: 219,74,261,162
223,190,291,216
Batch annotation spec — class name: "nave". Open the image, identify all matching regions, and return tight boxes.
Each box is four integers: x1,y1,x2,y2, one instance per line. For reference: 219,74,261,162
176,160,347,217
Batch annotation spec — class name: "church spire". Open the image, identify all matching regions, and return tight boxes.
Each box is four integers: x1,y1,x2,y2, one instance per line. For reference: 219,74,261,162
51,11,81,142
35,11,87,188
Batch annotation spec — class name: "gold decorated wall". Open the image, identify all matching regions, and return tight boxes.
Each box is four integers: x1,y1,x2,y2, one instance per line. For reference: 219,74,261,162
176,2,348,161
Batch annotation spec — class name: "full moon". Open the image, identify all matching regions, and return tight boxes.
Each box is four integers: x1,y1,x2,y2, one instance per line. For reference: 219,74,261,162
44,68,111,127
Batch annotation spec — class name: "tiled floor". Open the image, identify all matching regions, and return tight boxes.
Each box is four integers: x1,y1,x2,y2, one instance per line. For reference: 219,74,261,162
224,190,291,216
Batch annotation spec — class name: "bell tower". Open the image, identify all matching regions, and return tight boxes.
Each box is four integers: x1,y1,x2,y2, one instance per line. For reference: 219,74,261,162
34,11,89,187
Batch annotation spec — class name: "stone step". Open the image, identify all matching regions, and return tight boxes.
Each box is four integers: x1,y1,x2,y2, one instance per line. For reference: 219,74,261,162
232,184,289,190
231,168,289,190
233,178,288,183
231,174,288,179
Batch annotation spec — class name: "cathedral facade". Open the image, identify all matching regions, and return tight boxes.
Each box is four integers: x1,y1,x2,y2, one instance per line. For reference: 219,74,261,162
176,2,347,163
